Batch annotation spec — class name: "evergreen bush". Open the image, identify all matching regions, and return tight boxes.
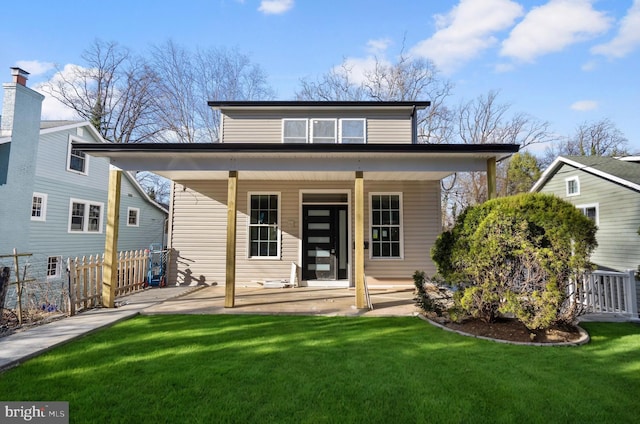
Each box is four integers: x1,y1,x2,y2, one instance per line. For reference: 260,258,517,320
431,193,597,329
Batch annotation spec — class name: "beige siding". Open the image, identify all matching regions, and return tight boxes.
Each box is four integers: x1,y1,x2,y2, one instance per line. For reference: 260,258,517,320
168,178,440,286
221,110,413,144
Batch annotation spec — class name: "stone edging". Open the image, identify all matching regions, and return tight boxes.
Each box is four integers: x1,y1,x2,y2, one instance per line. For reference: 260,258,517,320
418,314,590,347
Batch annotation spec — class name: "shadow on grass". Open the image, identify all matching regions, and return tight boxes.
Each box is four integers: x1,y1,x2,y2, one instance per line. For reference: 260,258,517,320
0,315,638,423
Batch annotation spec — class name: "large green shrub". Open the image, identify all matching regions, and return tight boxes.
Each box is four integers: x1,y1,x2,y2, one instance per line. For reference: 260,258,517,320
432,193,597,329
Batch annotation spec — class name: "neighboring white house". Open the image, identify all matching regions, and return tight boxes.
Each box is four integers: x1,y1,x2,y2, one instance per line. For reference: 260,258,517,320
0,67,167,307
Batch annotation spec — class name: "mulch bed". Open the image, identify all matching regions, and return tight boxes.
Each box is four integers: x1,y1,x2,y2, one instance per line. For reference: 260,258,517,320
441,316,583,344
1,309,66,339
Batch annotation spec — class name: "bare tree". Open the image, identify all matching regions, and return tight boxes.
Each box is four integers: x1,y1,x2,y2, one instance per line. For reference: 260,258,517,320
136,171,171,204
445,90,555,212
295,49,454,144
41,39,161,143
150,40,275,143
541,118,629,167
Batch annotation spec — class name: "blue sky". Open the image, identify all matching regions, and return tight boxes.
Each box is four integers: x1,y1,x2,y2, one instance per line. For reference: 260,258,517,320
1,0,639,154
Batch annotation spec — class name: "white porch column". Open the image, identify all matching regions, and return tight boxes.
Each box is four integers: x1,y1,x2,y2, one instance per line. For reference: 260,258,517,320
225,171,238,308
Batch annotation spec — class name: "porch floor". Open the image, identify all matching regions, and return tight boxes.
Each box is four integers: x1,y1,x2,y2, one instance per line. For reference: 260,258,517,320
141,285,419,317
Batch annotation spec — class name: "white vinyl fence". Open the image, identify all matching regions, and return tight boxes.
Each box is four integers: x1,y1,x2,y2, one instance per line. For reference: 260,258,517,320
576,270,639,318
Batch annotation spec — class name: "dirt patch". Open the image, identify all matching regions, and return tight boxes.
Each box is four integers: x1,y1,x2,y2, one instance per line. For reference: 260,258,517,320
1,309,66,339
442,317,584,344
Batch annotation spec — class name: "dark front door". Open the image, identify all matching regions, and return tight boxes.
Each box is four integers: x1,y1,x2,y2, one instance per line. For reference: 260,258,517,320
302,205,348,281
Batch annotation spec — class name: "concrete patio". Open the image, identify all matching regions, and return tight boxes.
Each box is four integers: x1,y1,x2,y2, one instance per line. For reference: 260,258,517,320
142,284,420,317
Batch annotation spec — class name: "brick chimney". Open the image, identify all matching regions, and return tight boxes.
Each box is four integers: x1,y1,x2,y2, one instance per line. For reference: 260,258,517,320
10,67,29,86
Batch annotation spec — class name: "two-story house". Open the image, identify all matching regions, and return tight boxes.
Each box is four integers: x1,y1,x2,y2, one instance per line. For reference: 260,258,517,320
532,155,640,273
76,100,518,308
0,67,167,303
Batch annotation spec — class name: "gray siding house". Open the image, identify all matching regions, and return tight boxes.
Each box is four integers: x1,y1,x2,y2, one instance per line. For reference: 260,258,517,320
78,100,518,309
532,155,640,273
0,68,167,289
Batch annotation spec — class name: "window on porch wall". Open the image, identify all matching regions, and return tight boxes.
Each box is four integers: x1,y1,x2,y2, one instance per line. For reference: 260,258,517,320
248,194,280,258
370,193,403,258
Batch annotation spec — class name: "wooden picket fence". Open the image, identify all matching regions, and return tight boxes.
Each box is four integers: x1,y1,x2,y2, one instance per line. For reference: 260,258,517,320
67,249,148,315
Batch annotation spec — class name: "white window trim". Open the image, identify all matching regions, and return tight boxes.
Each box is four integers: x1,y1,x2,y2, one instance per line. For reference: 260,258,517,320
310,118,337,144
46,256,63,279
565,176,580,196
66,135,89,175
127,207,140,227
247,192,281,260
339,118,367,144
576,203,599,227
369,192,404,260
68,198,104,233
282,118,308,144
31,192,48,221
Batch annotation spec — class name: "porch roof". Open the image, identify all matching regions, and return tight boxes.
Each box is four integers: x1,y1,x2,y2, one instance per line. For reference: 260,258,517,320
74,142,519,181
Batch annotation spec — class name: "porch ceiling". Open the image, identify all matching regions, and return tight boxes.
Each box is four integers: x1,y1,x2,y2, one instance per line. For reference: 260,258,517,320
75,142,519,181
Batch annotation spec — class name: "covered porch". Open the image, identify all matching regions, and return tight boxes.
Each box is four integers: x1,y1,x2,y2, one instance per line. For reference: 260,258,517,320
74,142,519,310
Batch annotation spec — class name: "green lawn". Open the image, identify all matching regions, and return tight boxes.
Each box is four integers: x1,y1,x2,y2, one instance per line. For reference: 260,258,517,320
0,315,638,423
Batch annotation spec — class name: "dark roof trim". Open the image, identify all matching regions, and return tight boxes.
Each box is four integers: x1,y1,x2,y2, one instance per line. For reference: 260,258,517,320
74,142,518,155
207,100,431,109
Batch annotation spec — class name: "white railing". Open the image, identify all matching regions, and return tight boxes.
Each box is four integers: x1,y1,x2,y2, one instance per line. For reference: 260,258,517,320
577,270,639,318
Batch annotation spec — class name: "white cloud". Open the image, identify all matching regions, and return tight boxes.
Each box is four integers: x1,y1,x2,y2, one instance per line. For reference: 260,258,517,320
409,0,524,73
570,100,598,111
15,60,54,76
501,0,612,62
591,0,640,58
338,56,384,85
258,0,293,15
366,38,392,55
33,64,86,121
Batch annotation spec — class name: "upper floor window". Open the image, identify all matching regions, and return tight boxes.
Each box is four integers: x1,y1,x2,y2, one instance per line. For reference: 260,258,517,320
283,119,308,143
31,192,48,221
69,198,103,233
248,193,280,259
370,193,403,259
283,118,366,144
67,137,89,175
340,119,366,144
127,207,140,227
566,176,579,196
311,119,337,144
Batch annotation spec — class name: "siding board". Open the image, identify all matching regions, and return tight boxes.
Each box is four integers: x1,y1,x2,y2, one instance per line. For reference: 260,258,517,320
169,179,440,286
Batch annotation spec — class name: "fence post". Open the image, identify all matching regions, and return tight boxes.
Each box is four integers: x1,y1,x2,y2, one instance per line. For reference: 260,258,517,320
625,270,638,318
0,267,9,312
12,248,23,325
67,258,76,316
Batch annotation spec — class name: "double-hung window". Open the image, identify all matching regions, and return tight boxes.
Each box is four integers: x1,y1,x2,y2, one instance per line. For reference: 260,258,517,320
283,119,308,143
127,207,140,227
577,204,599,226
370,193,403,259
31,192,48,221
311,119,337,144
340,119,366,143
248,193,280,258
67,137,89,174
47,256,62,279
566,176,579,196
69,198,103,233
